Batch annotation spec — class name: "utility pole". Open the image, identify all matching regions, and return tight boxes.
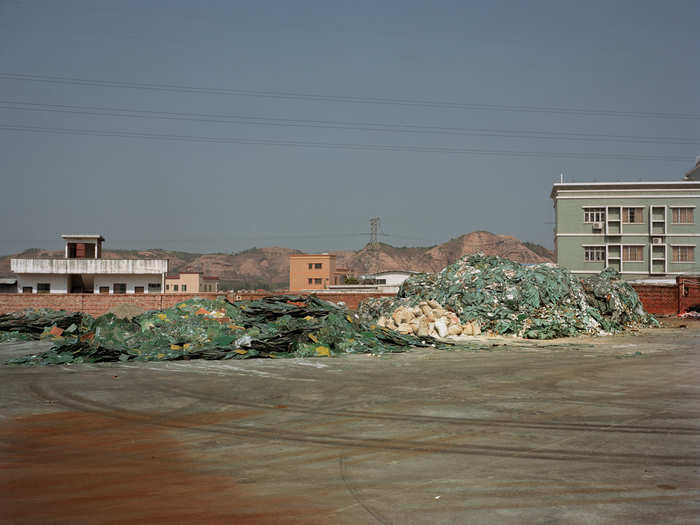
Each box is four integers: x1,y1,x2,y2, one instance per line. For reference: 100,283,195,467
369,217,381,274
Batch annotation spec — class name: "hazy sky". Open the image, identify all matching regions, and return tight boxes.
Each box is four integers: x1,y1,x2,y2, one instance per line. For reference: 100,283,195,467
1,0,698,255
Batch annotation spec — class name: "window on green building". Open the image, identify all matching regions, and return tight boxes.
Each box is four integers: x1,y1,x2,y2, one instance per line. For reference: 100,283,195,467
622,246,643,262
584,246,606,262
583,208,605,223
622,207,643,223
672,246,695,263
672,208,694,224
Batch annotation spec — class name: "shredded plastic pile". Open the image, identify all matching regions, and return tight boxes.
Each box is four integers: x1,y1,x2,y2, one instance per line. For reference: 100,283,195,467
359,254,657,339
3,296,443,365
0,309,82,336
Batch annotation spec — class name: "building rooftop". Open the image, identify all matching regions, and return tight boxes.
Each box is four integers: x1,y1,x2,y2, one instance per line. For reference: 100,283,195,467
166,272,218,280
550,180,700,199
61,234,105,241
289,253,337,258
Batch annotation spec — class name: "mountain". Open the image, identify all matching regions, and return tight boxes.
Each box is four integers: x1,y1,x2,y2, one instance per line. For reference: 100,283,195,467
1,232,553,290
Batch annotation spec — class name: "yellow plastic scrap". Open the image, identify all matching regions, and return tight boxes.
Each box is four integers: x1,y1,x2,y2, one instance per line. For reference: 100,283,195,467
157,353,165,359
170,344,182,350
177,303,187,309
183,343,191,350
303,315,313,320
346,315,353,323
315,346,330,357
234,349,247,355
308,333,319,343
157,313,167,320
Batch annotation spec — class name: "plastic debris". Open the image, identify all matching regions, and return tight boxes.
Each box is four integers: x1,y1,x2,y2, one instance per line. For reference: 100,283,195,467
358,254,657,339
4,295,446,365
0,309,83,337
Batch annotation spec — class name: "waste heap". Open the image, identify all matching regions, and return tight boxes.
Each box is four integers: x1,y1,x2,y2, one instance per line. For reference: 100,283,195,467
0,308,82,336
3,296,443,365
358,254,657,339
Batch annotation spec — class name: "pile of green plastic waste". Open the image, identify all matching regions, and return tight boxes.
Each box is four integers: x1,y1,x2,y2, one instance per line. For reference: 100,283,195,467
4,296,442,365
358,254,657,339
0,308,82,337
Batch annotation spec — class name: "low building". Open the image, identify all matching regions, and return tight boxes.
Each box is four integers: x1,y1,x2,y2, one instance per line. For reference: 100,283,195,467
289,253,347,291
354,270,419,293
0,277,17,293
10,234,168,294
551,180,700,279
164,272,218,293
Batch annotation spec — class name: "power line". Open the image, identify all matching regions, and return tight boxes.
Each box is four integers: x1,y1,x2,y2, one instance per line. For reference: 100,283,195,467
1,72,698,120
0,123,691,161
1,100,697,145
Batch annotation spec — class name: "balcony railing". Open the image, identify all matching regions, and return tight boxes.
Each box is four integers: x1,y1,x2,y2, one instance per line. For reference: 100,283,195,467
10,258,168,274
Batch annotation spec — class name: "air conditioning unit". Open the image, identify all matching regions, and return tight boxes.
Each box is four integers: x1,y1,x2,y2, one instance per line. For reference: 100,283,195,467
592,222,603,230
652,237,663,245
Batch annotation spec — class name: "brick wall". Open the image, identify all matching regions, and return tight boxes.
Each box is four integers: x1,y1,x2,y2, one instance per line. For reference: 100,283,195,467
2,282,693,317
678,278,700,314
0,293,225,317
630,284,679,316
0,291,395,316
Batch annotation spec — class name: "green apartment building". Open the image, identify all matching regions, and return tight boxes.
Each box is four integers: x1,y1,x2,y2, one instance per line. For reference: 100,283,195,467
550,181,700,279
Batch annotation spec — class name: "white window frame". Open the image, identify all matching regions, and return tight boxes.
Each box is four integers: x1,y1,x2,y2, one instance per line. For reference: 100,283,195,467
622,207,643,224
622,245,645,263
583,245,606,262
670,244,696,263
583,207,606,223
670,206,695,224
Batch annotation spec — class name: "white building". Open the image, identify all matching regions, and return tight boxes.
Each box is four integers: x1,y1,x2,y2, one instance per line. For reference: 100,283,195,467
326,270,419,294
11,235,169,294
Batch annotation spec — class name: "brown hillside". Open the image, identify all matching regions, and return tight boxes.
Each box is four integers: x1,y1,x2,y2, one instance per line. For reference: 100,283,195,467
1,232,553,288
426,231,551,266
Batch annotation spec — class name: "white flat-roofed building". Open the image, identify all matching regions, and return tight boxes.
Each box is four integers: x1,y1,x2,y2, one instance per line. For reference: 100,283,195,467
11,234,169,294
326,270,419,293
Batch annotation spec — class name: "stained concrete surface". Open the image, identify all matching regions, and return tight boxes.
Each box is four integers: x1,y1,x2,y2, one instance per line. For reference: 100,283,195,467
1,324,699,524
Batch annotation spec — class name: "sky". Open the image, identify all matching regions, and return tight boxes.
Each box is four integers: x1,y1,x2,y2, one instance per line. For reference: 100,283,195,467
0,0,698,256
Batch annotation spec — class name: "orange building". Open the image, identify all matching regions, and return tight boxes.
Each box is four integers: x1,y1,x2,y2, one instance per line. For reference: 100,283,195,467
289,254,347,291
164,272,218,293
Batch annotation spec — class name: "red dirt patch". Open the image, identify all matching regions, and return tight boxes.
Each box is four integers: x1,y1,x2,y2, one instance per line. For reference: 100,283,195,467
0,410,327,524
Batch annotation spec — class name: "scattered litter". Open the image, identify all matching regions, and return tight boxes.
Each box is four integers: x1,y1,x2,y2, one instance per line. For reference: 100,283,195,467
4,296,447,365
359,254,657,339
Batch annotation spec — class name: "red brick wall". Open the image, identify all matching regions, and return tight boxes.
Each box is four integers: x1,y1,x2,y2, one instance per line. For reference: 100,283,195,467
0,293,225,317
630,284,678,316
0,291,395,316
678,278,700,314
2,282,691,317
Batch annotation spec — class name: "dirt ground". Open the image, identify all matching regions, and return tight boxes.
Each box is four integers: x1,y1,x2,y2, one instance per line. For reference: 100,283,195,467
1,321,699,524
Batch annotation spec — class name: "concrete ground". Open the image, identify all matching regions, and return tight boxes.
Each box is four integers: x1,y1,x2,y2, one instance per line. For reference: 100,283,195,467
1,323,699,524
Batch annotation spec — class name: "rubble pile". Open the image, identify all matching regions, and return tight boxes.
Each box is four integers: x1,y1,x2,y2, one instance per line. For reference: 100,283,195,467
3,296,444,366
359,254,657,339
375,299,481,338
